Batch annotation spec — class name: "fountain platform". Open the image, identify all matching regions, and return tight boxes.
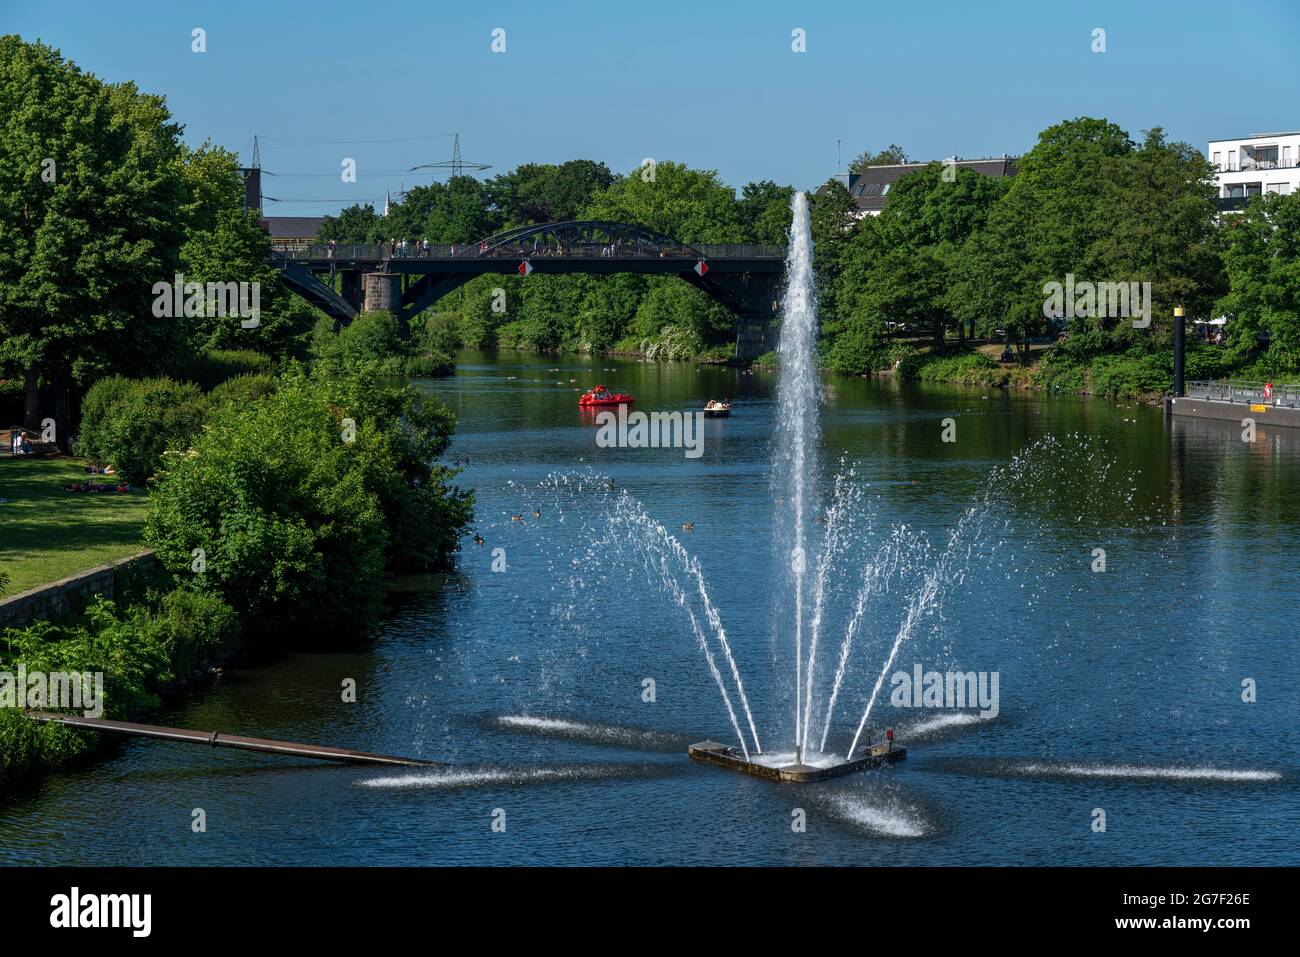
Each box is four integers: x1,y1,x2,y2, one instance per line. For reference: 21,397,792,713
688,740,906,783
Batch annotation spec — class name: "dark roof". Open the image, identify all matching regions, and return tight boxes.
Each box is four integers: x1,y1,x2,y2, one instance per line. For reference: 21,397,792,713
260,216,327,239
818,157,1019,213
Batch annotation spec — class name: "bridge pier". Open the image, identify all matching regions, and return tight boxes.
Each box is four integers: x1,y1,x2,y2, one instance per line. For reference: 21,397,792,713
735,315,775,362
340,271,363,312
363,272,402,314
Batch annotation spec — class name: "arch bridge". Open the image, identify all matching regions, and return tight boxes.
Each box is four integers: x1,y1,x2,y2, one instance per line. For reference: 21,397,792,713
271,220,786,360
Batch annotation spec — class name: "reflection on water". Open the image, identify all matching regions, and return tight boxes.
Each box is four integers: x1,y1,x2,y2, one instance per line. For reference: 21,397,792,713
1,350,1296,866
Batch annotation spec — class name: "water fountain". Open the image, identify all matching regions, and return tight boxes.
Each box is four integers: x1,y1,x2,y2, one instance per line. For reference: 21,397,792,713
686,192,913,782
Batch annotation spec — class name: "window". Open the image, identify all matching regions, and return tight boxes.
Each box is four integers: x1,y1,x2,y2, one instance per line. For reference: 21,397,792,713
1229,152,1239,171
1280,184,1292,195
1212,151,1221,169
1254,145,1279,168
1266,183,1283,194
881,184,890,195
1284,146,1293,167
1245,182,1263,196
1225,184,1245,198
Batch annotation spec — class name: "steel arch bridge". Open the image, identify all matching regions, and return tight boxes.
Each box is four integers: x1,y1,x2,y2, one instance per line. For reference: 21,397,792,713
271,220,786,360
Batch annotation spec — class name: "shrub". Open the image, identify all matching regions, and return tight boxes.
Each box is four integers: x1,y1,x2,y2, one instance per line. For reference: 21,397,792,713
76,377,209,483
146,588,239,680
76,375,136,458
188,349,274,390
144,364,472,640
322,311,407,365
417,313,464,355
0,598,174,788
915,351,1001,385
208,372,280,407
402,352,455,378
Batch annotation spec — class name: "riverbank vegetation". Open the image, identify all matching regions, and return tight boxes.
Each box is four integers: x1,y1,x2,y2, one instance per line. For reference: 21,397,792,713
0,36,478,788
316,117,1300,399
1,362,472,790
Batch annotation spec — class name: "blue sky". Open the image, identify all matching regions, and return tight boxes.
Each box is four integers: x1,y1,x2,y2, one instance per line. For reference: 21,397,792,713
7,0,1299,216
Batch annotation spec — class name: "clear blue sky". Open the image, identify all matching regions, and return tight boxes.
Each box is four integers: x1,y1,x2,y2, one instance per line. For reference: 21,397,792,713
7,0,1299,216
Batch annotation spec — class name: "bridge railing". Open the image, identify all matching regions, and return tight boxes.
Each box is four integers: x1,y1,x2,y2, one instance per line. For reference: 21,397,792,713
1185,379,1300,409
273,242,786,261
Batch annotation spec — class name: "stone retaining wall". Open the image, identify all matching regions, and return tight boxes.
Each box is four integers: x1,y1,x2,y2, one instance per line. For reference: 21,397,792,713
0,551,156,630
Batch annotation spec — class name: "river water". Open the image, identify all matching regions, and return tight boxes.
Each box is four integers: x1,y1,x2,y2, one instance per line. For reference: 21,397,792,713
2,350,1296,865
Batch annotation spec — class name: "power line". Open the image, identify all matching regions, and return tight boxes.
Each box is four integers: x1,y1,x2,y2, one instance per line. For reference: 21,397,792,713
255,133,457,146
262,195,385,205
262,170,441,179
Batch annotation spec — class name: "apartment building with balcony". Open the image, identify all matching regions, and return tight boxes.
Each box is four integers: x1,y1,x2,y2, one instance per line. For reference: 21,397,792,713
1210,132,1300,211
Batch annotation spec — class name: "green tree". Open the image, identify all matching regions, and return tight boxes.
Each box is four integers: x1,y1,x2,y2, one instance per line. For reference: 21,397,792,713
809,178,860,321
180,207,317,360
0,36,189,447
737,180,794,244
850,144,909,171
582,162,742,243
1217,191,1300,370
488,160,615,225
318,203,383,243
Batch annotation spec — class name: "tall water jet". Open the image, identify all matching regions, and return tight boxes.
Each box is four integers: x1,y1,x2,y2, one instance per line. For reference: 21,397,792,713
772,191,821,760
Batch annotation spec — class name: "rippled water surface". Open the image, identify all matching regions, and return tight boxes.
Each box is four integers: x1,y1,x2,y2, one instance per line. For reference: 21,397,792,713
2,350,1296,865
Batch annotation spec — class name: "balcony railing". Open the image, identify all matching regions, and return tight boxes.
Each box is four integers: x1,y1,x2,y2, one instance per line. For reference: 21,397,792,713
1219,157,1299,173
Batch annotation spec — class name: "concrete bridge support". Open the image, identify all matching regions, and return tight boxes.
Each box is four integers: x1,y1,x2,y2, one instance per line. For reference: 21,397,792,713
363,272,402,313
340,271,363,312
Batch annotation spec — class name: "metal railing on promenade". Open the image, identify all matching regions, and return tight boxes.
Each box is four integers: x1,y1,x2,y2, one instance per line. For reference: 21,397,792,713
1185,379,1300,409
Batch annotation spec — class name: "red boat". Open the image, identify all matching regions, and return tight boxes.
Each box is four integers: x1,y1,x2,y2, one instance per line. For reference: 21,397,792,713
579,384,635,407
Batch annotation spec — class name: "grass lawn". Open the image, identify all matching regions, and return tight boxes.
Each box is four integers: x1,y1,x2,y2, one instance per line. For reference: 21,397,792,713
0,456,149,596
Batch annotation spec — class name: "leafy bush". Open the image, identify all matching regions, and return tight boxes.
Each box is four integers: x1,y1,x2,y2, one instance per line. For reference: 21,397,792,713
77,375,136,456
144,364,472,640
320,311,407,365
0,565,8,596
188,349,274,390
0,591,237,788
640,324,706,361
76,376,209,483
146,588,239,680
208,372,280,407
1182,344,1238,382
887,344,926,380
915,350,1001,385
417,313,464,355
0,598,174,786
402,352,455,378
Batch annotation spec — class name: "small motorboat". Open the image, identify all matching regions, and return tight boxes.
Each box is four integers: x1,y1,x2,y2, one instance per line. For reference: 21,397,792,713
579,384,635,407
703,399,732,418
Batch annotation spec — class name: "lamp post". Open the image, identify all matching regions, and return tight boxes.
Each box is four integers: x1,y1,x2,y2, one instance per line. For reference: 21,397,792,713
1173,305,1186,398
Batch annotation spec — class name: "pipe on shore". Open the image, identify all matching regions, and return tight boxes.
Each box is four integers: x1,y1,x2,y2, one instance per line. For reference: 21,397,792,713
25,711,440,768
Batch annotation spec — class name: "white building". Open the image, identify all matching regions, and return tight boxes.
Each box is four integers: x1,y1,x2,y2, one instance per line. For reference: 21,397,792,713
1209,132,1300,210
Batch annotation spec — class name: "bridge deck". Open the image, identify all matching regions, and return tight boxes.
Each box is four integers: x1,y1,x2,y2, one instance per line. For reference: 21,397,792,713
274,242,785,273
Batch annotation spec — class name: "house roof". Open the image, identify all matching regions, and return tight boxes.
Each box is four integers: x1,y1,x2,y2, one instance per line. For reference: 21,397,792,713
260,216,327,240
818,156,1019,212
